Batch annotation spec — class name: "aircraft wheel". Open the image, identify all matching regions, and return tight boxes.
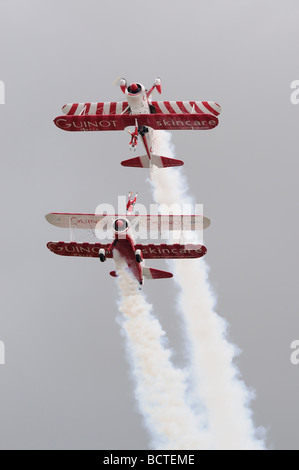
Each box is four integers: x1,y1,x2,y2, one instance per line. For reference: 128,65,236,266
135,249,142,263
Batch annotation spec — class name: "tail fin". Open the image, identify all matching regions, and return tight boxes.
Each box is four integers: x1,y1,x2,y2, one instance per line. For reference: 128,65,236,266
121,154,184,168
143,267,173,280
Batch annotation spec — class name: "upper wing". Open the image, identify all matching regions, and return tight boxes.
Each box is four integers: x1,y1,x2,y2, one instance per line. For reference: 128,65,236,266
45,213,210,231
61,102,129,115
132,214,211,232
151,101,221,116
45,213,106,229
61,101,221,117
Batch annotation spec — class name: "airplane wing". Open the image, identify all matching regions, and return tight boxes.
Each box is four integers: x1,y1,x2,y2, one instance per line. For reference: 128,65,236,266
47,241,113,257
136,243,207,259
61,102,130,115
61,101,221,117
45,213,211,231
142,267,173,280
45,213,106,229
151,101,221,116
54,113,218,132
47,241,206,259
132,214,211,232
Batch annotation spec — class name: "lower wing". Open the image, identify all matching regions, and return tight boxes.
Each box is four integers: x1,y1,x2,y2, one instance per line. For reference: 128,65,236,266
47,241,206,259
54,113,218,132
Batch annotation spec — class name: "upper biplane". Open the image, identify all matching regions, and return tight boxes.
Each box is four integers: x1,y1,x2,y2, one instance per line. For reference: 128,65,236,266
54,78,221,169
45,193,210,286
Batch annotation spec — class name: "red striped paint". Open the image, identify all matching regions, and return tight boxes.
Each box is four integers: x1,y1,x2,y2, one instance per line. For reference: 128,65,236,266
202,101,219,116
109,102,116,114
122,102,129,113
96,103,104,115
151,101,163,113
163,101,176,114
189,101,204,114
177,101,189,113
69,104,78,115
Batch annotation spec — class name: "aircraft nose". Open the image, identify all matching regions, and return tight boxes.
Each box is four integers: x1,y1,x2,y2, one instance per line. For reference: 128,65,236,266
130,83,138,92
115,220,124,229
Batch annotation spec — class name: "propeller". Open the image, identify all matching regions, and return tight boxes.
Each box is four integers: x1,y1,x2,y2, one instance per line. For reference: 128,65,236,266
112,75,123,87
113,76,127,93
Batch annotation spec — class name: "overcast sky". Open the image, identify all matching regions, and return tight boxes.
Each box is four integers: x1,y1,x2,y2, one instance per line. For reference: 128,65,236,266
0,0,298,450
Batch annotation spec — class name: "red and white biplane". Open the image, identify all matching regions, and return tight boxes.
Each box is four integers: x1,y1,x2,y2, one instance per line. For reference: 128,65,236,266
45,194,210,286
54,78,221,169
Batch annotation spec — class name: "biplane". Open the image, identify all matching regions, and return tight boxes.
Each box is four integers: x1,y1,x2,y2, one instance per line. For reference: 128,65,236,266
45,194,210,286
54,78,221,169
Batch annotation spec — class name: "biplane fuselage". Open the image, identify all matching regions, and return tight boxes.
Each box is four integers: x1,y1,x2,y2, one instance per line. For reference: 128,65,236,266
112,225,144,284
124,82,154,162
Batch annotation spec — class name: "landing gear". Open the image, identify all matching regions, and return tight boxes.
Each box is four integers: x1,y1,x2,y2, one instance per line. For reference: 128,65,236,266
135,249,142,263
99,248,106,262
138,125,149,137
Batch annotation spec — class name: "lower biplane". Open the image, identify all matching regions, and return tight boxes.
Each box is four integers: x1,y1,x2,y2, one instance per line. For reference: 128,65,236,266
45,195,210,286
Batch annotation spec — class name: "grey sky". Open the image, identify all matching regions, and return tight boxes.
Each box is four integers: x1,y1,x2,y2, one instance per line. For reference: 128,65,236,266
0,0,298,449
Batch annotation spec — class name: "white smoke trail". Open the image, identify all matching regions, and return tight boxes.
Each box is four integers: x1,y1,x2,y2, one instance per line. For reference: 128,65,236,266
114,251,211,450
150,130,266,450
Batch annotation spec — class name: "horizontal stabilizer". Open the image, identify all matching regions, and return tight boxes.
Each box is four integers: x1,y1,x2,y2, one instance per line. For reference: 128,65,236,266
143,267,173,280
121,155,184,168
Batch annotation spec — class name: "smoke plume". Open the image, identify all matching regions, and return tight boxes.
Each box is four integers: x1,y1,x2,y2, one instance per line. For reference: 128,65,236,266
114,251,211,450
149,130,266,450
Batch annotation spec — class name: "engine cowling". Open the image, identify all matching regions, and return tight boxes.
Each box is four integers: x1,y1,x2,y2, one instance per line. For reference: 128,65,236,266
113,218,129,233
125,83,148,114
112,218,131,240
